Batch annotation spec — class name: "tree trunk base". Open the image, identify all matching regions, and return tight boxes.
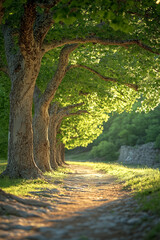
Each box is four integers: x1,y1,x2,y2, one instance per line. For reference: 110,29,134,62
63,161,69,165
0,165,43,179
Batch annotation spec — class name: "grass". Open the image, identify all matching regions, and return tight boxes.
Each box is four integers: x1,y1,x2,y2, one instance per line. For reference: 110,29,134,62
0,159,71,197
67,160,160,194
1,157,160,239
67,158,160,240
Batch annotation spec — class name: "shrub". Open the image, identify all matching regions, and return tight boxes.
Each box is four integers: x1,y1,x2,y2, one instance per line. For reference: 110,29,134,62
89,141,118,161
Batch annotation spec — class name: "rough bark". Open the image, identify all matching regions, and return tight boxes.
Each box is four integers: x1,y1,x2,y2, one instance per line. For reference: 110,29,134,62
43,38,160,55
56,141,63,166
56,142,66,166
33,44,78,172
1,24,43,178
49,102,88,169
48,103,59,170
33,86,52,172
60,143,66,164
33,105,52,172
0,1,57,178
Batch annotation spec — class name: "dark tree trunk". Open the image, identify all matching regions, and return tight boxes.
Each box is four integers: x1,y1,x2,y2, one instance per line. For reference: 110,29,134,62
1,24,43,179
3,69,42,179
56,142,63,166
48,104,59,170
56,142,66,166
60,143,66,164
33,105,52,172
33,45,78,172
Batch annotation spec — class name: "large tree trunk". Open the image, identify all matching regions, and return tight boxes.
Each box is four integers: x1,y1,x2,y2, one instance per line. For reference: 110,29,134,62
48,105,59,170
60,143,66,165
56,141,63,167
3,72,42,179
33,105,52,172
1,24,43,179
48,101,84,170
33,45,78,172
56,142,66,166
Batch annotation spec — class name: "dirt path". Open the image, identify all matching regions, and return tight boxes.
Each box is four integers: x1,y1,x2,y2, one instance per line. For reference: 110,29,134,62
0,165,159,240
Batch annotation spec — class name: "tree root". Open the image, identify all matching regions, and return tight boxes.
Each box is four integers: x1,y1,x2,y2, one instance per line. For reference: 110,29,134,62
0,188,51,217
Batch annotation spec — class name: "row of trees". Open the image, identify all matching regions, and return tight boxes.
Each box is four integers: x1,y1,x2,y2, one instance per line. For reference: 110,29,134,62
0,0,160,178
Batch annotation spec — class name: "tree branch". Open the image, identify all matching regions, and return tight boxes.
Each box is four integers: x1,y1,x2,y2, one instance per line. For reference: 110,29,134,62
56,102,84,122
49,101,60,115
67,64,138,91
57,102,84,115
66,109,89,117
34,11,54,45
56,110,88,133
43,37,160,55
34,0,61,45
39,44,78,108
19,1,36,54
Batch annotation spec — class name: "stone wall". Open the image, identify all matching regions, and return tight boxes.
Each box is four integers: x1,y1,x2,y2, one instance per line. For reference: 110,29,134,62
118,142,160,168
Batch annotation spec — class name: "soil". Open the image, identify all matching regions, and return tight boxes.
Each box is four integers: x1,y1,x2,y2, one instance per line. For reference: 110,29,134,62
0,164,159,240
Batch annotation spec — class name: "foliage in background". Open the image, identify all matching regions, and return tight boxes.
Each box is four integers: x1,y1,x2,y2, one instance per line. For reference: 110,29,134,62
0,73,10,158
82,104,160,161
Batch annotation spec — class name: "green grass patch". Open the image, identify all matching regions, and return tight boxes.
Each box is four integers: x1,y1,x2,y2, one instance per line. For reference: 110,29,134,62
0,160,71,197
67,159,160,239
67,160,160,213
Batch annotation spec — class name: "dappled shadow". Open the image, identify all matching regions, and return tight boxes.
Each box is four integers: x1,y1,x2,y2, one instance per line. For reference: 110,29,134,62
0,164,159,240
0,194,158,240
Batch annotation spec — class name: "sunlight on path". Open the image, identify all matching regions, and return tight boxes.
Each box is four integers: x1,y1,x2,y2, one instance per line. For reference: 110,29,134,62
0,164,159,240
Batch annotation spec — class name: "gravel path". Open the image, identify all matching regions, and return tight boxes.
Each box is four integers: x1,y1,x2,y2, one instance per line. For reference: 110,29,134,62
0,164,159,240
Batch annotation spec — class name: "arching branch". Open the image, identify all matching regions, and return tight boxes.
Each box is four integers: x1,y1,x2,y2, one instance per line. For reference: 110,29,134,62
39,43,79,108
66,109,89,117
56,102,85,122
56,110,89,133
57,102,84,115
67,64,138,91
43,37,160,55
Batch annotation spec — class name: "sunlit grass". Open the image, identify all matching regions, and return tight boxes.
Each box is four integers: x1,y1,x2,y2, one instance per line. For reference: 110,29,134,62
67,161,160,212
67,159,160,239
0,160,71,197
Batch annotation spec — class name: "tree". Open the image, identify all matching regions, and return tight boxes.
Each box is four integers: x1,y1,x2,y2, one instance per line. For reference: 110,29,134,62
88,103,160,161
49,102,88,168
0,0,159,178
